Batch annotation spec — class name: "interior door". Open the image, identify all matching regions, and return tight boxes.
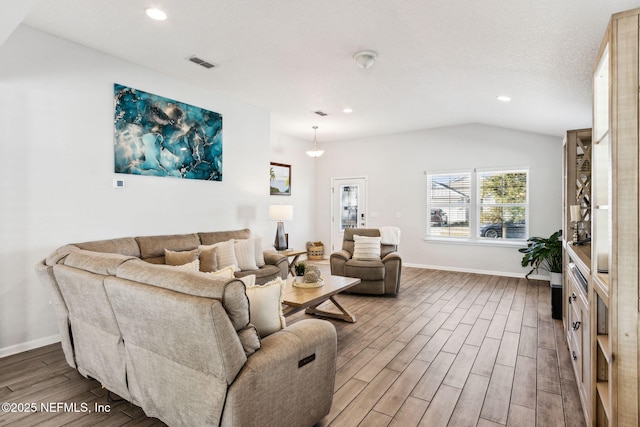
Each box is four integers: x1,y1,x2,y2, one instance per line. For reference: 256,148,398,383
331,177,368,252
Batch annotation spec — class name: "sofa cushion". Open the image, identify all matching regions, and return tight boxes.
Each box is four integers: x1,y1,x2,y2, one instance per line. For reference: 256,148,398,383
74,237,141,258
198,229,251,246
245,277,286,337
136,233,200,260
164,248,199,266
115,259,251,331
63,249,136,275
353,235,382,260
344,259,385,281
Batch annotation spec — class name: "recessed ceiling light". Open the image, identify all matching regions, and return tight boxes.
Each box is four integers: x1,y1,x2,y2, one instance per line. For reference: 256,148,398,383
497,95,512,102
145,8,167,21
343,108,353,114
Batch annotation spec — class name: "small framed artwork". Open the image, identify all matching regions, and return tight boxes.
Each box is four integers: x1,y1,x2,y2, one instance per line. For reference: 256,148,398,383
270,162,291,195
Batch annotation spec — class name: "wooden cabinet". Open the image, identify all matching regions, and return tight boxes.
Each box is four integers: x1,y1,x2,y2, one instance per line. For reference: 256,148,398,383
579,7,639,426
563,8,640,425
563,128,593,424
593,8,640,426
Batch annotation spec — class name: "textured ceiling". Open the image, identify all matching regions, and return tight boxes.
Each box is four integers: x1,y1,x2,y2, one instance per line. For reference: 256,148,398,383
20,0,640,142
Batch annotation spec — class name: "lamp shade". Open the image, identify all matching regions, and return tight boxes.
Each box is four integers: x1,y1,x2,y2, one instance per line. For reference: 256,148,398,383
570,205,581,222
269,204,293,221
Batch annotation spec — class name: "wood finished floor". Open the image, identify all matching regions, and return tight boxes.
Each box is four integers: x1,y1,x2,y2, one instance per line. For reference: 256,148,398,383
0,265,585,427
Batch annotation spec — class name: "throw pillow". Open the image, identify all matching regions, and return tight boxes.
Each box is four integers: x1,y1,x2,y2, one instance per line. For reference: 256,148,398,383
235,239,259,271
171,259,200,272
253,236,266,267
352,235,382,260
206,265,235,279
238,274,256,288
244,277,286,337
165,248,199,266
213,239,239,271
198,244,218,272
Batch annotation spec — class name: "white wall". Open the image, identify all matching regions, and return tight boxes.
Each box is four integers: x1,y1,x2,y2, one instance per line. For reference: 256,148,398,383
314,124,563,277
269,132,318,250
0,26,315,355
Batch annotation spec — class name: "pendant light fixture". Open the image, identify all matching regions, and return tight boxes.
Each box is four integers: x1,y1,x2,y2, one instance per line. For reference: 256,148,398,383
306,126,324,157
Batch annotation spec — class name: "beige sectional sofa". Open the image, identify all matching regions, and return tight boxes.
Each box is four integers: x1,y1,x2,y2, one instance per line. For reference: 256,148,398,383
35,229,337,427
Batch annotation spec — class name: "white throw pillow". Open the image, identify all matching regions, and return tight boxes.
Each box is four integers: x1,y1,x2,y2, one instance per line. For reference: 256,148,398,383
206,265,235,278
238,274,256,288
171,259,200,272
235,239,259,271
253,236,266,267
352,235,382,260
213,239,239,271
244,277,286,337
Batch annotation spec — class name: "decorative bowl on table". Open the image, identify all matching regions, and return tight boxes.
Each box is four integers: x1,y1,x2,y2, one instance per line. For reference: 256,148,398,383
293,277,324,288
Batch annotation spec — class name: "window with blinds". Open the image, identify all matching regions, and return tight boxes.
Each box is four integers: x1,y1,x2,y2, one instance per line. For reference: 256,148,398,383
427,168,529,242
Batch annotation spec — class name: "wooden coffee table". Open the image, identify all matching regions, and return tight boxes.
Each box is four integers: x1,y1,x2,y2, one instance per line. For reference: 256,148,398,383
282,275,361,322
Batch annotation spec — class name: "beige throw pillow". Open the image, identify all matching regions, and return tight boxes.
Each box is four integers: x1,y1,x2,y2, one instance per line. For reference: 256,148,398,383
206,265,235,279
244,277,286,337
253,236,266,267
352,235,382,260
235,239,259,271
165,248,199,265
171,259,200,272
213,239,239,271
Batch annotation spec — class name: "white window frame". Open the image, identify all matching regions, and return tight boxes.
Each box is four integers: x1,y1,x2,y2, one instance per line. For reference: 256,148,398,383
426,167,529,245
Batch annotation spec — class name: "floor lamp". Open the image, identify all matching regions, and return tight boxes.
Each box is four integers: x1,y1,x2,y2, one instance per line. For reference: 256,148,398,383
269,204,293,251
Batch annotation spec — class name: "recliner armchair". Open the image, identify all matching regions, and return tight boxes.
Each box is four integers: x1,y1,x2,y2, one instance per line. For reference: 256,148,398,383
330,228,402,295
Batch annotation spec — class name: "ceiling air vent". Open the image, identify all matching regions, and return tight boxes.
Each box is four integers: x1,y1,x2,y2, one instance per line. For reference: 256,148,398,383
314,110,328,116
188,56,216,69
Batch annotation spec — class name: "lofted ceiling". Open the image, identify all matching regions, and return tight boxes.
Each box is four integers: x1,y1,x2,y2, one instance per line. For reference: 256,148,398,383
19,0,640,142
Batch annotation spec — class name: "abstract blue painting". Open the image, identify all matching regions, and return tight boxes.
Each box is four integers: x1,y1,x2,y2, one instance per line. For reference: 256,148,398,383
113,84,223,181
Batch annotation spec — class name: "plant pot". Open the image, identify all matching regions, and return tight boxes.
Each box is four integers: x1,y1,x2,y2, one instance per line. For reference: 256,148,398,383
550,272,563,320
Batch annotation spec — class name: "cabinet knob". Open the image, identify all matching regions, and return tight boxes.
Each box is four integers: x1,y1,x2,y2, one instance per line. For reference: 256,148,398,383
571,293,577,302
572,321,581,331
572,351,577,361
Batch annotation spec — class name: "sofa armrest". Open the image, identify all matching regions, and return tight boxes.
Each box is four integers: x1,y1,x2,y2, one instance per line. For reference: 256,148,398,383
330,249,351,276
222,319,337,427
263,251,288,279
263,251,286,265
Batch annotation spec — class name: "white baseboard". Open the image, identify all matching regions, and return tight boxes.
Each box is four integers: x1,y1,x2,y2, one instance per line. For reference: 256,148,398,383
0,334,61,358
403,262,550,281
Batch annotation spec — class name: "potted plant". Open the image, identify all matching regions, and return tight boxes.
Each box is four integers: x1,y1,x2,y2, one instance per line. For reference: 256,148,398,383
518,229,563,319
294,261,306,276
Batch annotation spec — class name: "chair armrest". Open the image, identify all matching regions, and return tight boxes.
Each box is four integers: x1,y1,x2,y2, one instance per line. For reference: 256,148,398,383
223,319,337,427
330,250,351,276
382,251,401,263
382,252,402,295
331,249,352,261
